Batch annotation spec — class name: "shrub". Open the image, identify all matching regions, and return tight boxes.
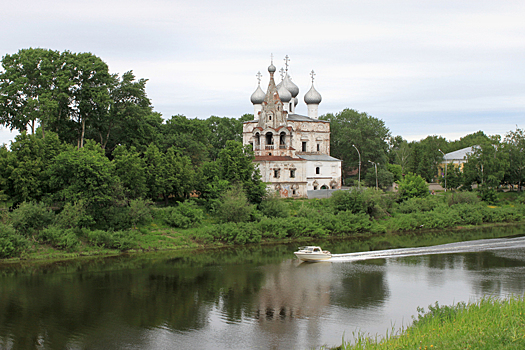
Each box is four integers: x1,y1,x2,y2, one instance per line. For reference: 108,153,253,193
451,203,483,225
397,196,442,214
128,198,153,227
10,202,54,237
86,229,138,250
54,201,94,230
259,192,289,218
330,211,373,236
446,191,480,206
0,224,29,258
215,188,255,223
331,189,364,213
160,201,204,229
39,226,80,251
204,222,262,244
397,173,429,201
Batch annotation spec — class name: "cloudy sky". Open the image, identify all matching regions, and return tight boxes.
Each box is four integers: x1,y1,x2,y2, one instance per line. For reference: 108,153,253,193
1,0,524,145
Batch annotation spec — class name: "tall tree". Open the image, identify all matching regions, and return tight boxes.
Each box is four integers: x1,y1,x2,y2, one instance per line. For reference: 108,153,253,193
89,71,152,151
503,127,525,191
0,48,63,135
407,135,448,182
320,109,391,180
462,136,508,191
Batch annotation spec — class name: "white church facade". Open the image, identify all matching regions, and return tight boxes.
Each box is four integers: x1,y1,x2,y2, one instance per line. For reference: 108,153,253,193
242,57,342,198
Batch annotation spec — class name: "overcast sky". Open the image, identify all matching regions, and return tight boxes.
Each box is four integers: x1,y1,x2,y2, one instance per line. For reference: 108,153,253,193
1,0,524,146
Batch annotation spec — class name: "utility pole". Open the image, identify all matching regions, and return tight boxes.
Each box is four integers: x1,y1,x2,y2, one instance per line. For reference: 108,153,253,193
438,149,447,192
352,144,361,188
369,160,378,190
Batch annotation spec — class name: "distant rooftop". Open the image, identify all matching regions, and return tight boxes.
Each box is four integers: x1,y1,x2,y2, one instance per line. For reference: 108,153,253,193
444,146,476,161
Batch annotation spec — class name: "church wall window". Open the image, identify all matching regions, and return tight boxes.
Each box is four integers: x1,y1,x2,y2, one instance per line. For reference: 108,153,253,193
302,141,307,152
316,167,320,175
274,169,280,178
290,169,295,178
317,144,320,152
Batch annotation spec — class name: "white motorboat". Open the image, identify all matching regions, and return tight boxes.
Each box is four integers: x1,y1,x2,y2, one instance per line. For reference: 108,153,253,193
294,246,332,262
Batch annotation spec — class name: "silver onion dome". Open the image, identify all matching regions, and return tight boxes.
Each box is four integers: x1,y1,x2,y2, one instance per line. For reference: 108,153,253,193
268,62,276,73
283,74,299,98
250,85,265,104
304,84,322,105
278,83,292,103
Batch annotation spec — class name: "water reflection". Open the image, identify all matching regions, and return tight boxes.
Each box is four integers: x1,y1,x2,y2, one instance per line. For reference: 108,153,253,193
1,226,525,349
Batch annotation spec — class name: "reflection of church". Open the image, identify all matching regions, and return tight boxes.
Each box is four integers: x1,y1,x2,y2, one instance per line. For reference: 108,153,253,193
242,56,342,198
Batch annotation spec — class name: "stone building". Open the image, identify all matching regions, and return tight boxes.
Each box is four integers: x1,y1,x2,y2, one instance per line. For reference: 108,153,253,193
242,57,342,198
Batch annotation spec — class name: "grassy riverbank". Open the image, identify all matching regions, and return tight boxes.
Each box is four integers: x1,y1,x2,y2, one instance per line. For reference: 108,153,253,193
1,190,525,263
328,295,525,350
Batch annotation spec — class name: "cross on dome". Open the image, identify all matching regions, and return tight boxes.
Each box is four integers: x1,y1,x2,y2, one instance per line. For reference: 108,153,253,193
279,68,285,80
256,71,262,84
310,70,316,83
284,55,290,72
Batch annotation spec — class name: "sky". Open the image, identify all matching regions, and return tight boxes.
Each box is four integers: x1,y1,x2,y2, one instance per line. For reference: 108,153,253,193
1,0,524,146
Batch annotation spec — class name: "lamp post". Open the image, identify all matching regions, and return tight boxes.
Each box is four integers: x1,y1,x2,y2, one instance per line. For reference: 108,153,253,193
368,160,378,190
438,149,447,192
352,144,361,188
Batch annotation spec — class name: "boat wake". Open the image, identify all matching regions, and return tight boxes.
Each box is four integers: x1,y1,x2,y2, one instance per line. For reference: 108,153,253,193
329,236,525,262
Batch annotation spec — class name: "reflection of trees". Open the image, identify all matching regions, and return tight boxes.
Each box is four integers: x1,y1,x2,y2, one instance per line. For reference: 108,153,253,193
0,249,271,349
332,261,389,309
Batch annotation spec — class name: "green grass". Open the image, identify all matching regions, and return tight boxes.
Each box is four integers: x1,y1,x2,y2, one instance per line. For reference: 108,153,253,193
330,296,525,350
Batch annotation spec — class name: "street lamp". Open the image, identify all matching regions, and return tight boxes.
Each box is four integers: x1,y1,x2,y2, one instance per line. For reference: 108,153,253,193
352,144,361,188
368,160,378,190
438,149,447,192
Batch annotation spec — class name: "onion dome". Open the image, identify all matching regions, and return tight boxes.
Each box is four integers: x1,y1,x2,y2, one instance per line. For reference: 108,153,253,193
278,83,292,103
304,84,322,105
283,74,299,98
250,85,265,104
268,62,276,73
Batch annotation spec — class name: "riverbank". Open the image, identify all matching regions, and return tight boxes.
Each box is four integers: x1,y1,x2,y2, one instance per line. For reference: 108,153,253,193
1,191,525,264
329,295,525,350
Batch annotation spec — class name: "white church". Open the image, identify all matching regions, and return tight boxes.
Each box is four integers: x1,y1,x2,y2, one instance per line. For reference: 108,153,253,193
242,56,342,198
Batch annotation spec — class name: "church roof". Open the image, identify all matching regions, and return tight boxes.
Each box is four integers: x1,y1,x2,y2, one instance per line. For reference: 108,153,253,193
299,154,341,162
254,155,306,161
287,114,325,122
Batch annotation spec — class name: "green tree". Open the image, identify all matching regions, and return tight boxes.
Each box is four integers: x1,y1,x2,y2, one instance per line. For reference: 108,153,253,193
503,127,525,191
49,140,123,219
462,137,508,192
407,135,448,182
90,70,152,151
397,172,429,201
320,109,390,181
0,48,63,135
4,131,66,204
204,116,245,161
218,140,265,204
112,145,148,200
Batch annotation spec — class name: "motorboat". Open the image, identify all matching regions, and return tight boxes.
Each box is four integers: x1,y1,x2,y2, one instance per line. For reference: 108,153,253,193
294,246,332,262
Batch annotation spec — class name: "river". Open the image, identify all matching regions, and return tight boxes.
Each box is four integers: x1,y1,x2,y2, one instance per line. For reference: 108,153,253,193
1,226,525,349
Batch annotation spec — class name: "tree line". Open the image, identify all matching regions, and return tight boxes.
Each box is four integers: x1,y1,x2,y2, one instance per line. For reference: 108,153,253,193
1,48,524,214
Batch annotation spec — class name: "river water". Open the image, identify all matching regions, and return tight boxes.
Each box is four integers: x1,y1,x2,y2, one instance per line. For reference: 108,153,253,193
1,226,525,350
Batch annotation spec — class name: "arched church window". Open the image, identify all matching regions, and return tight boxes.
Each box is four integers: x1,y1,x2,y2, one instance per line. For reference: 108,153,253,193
266,132,273,145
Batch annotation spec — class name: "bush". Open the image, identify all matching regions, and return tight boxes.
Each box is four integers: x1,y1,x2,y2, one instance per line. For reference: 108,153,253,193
158,201,204,229
0,224,29,258
38,226,80,251
446,191,480,206
10,202,54,236
128,199,153,227
203,222,262,244
330,211,373,236
86,229,138,250
54,201,94,230
215,188,255,223
397,196,442,214
331,189,365,213
259,192,289,218
397,173,429,201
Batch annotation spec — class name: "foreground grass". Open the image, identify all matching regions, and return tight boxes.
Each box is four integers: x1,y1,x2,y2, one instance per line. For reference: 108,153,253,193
331,296,525,350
